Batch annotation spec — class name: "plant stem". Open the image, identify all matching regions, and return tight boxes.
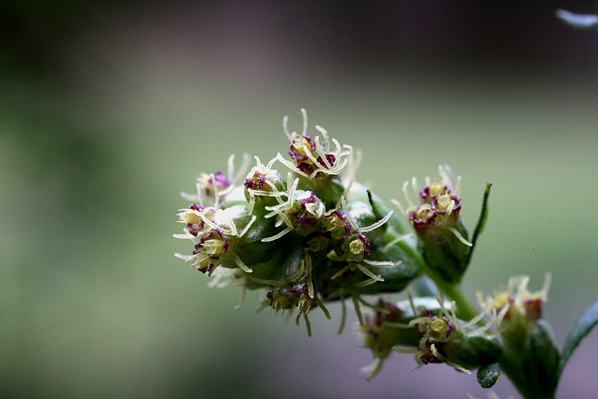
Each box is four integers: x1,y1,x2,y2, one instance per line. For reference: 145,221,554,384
395,239,478,320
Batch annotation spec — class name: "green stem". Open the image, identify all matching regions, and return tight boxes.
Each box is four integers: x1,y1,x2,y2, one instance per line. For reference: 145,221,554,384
437,281,478,321
395,239,478,321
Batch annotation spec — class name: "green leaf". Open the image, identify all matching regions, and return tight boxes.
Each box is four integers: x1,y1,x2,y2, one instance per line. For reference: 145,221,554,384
477,363,500,389
558,296,598,377
465,183,492,265
499,320,560,399
525,320,560,397
556,9,598,30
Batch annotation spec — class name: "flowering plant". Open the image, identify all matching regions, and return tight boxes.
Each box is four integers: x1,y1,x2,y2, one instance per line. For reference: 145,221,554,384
174,110,598,399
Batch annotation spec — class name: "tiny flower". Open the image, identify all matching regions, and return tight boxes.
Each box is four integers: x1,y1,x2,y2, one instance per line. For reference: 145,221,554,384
274,109,352,207
261,173,326,240
395,165,473,284
176,203,215,237
394,294,501,374
276,109,353,180
174,205,257,275
328,197,397,287
477,274,551,341
181,154,251,208
401,165,467,242
244,156,285,214
198,171,231,198
306,235,330,252
264,284,317,315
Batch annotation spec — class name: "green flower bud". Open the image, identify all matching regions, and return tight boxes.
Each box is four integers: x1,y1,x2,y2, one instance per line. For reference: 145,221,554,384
399,165,473,284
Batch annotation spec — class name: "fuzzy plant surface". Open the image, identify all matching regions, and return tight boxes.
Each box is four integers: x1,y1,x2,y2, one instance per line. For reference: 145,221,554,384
174,110,598,399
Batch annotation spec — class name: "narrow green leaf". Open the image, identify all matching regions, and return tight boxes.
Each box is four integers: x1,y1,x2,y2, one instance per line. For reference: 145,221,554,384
466,183,492,264
556,9,598,30
367,189,406,234
558,296,598,377
477,363,500,389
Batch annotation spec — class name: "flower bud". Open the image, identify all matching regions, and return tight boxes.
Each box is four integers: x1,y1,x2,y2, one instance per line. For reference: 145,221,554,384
401,166,473,284
276,109,353,208
244,157,285,214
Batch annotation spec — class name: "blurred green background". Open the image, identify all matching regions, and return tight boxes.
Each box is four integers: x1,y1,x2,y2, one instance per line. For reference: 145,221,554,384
1,2,597,398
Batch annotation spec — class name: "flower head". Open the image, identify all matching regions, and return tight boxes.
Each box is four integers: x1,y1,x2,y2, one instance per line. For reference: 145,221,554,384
261,173,326,240
276,109,353,180
244,156,285,214
478,274,551,340
401,165,465,234
180,154,251,208
394,165,473,284
397,294,501,373
174,205,256,275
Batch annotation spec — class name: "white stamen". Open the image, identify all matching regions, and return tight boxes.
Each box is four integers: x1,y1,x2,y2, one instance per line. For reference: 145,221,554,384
282,115,292,140
304,249,315,299
356,264,384,282
196,182,203,206
173,232,196,240
227,154,235,183
210,173,220,209
261,227,293,242
275,153,309,178
238,215,257,237
362,259,399,268
358,210,393,233
174,253,193,262
300,108,308,135
383,232,414,251
449,227,473,246
232,254,252,273
341,196,360,232
402,181,414,208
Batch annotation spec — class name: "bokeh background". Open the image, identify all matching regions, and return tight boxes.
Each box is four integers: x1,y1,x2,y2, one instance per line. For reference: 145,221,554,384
2,2,597,398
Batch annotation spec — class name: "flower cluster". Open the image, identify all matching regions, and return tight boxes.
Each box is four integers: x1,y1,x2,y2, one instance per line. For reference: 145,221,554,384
360,295,501,380
174,110,418,334
173,111,580,399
